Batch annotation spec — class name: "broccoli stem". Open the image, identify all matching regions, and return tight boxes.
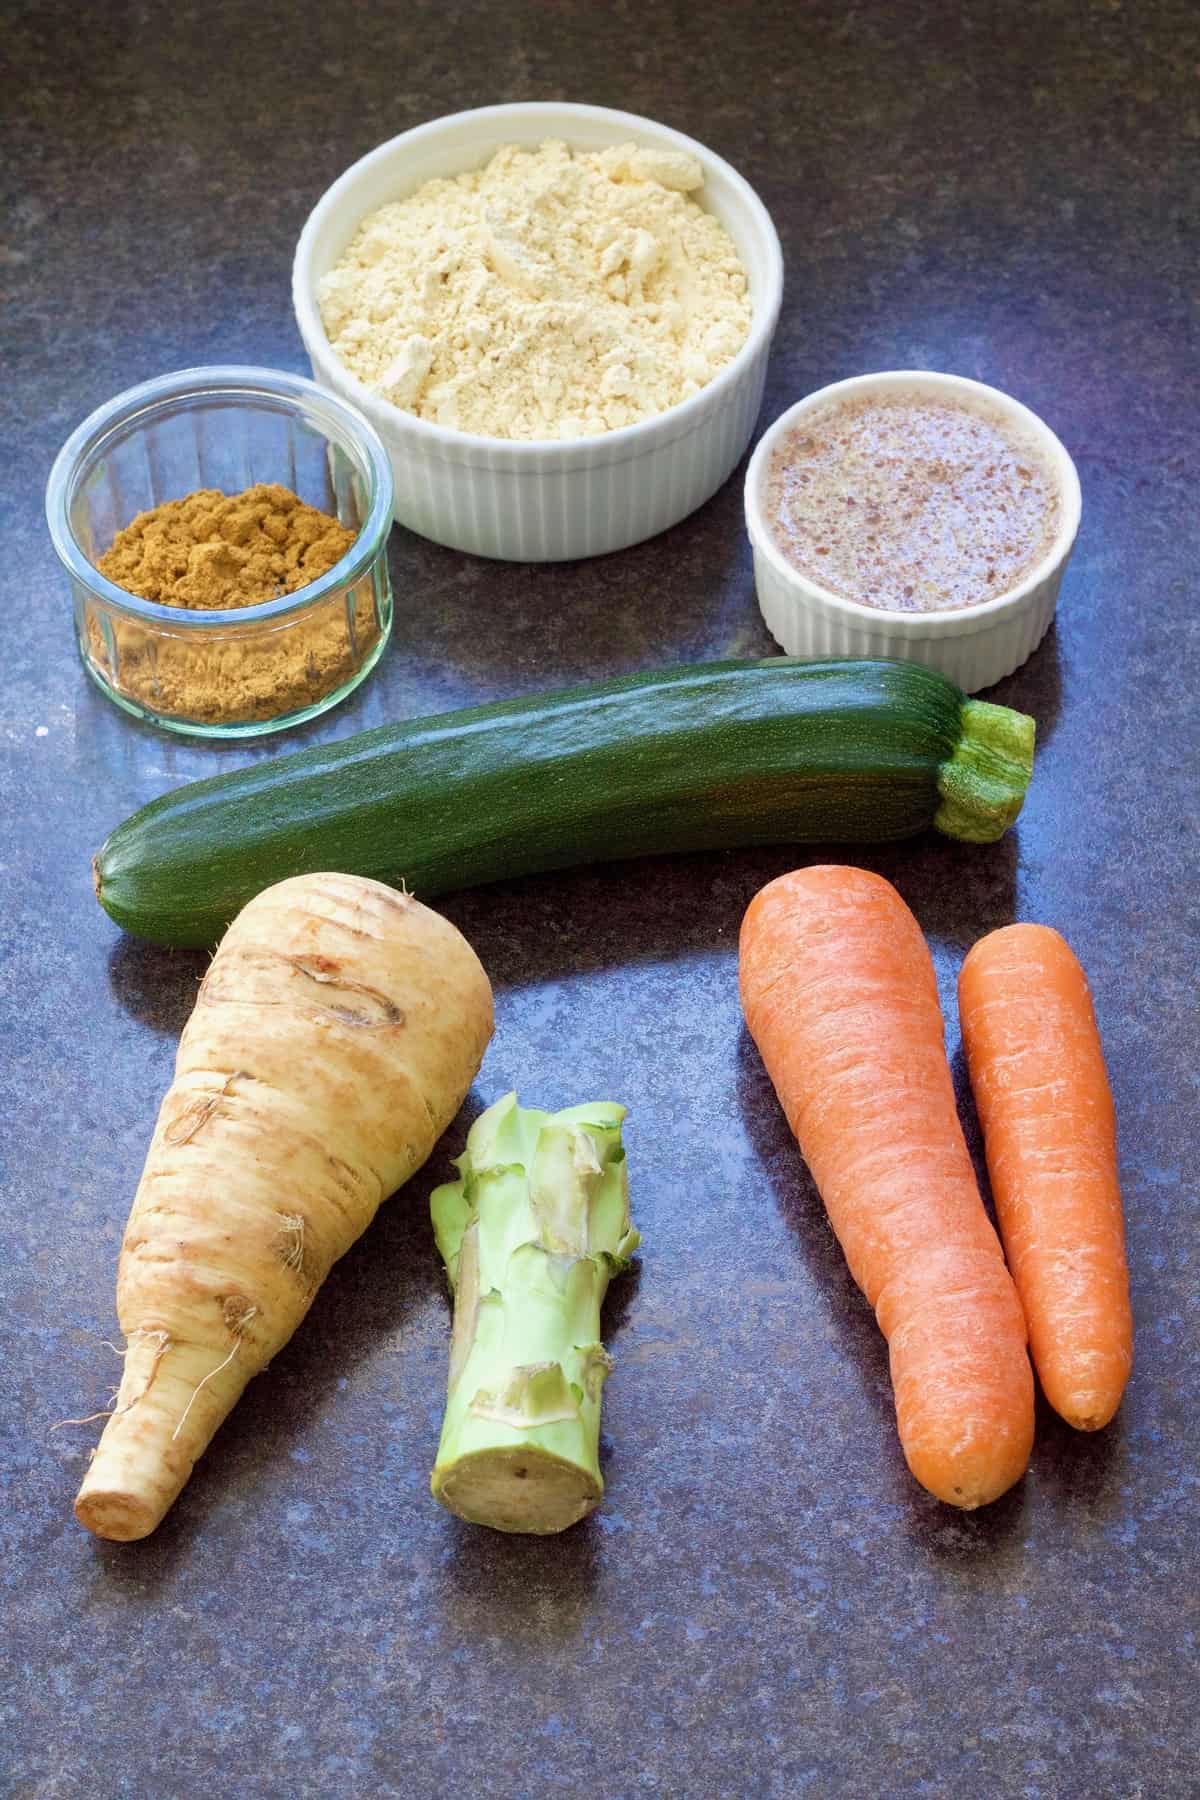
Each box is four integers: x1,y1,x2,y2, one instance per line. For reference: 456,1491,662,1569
430,1092,638,1534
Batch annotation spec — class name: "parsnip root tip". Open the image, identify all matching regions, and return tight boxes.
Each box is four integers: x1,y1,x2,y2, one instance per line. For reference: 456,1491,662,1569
74,1488,164,1544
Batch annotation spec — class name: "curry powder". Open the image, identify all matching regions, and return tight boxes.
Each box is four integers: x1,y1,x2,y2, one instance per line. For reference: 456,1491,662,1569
90,484,378,725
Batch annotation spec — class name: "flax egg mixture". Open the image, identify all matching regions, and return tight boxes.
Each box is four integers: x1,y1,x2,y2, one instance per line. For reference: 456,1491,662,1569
763,391,1062,612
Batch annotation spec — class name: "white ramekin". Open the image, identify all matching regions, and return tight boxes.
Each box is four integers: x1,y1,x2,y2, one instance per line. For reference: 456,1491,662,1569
744,371,1082,693
293,102,783,562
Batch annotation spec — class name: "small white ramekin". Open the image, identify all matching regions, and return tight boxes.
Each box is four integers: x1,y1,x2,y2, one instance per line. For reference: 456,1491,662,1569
745,371,1081,693
293,102,783,562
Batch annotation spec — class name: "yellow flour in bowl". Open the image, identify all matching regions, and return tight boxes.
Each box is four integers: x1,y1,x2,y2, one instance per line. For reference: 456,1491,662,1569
318,139,752,441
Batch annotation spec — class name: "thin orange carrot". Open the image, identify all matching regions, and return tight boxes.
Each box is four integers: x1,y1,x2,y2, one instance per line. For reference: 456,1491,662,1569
739,865,1033,1509
959,923,1132,1431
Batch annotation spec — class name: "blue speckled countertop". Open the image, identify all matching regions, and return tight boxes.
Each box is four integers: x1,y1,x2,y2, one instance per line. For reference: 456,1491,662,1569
3,2,1197,1795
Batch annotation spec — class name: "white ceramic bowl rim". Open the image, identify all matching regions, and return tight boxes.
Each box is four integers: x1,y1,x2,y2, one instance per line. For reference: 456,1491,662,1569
45,363,395,626
292,101,784,460
745,370,1083,630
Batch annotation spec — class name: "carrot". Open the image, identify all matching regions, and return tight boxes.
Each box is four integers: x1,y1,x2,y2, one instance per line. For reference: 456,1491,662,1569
739,865,1033,1508
73,873,493,1541
958,923,1132,1431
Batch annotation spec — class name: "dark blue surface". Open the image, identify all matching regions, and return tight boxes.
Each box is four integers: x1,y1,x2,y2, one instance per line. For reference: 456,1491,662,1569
3,3,1197,1795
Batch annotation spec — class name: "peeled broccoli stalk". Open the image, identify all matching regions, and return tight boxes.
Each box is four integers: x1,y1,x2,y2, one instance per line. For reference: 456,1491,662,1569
430,1091,638,1534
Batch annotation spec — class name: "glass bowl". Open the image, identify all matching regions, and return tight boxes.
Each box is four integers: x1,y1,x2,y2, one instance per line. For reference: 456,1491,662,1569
45,365,395,737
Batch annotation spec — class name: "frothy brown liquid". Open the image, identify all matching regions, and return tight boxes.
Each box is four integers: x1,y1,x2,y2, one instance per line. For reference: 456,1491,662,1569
763,390,1062,612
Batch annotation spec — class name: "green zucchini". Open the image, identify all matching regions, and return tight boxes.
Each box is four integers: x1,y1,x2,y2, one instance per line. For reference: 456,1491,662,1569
95,658,1035,947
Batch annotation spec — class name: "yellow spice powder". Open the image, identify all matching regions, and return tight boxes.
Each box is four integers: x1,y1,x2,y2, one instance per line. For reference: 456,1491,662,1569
89,484,380,725
97,483,356,609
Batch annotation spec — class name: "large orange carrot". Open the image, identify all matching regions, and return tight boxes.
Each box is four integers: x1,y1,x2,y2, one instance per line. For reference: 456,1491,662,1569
958,924,1132,1431
739,866,1033,1508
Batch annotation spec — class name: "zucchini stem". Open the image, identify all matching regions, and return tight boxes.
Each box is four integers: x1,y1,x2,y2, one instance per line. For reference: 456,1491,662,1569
935,699,1037,844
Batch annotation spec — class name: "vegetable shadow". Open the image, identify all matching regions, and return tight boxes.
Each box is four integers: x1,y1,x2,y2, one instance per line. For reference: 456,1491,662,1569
427,825,1021,998
1029,1396,1127,1509
384,450,755,702
106,935,208,1037
897,1400,1127,1567
901,1478,1028,1566
432,1493,604,1638
733,1025,901,1453
987,616,1063,753
949,1045,995,1224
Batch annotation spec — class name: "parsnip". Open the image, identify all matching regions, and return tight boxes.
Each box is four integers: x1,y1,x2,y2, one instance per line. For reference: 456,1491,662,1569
75,873,493,1541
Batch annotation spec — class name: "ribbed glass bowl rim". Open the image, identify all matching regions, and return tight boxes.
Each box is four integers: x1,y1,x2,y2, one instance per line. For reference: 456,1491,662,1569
44,364,395,627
